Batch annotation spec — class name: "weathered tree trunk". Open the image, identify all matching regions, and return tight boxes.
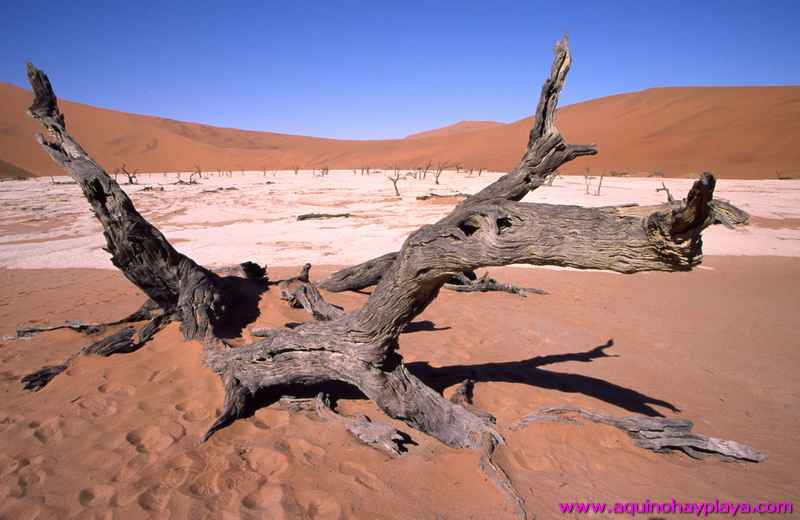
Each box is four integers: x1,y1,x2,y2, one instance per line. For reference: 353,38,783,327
25,63,268,342
24,37,760,465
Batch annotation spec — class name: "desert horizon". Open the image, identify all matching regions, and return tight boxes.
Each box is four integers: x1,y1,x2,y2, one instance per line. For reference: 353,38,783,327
2,82,800,181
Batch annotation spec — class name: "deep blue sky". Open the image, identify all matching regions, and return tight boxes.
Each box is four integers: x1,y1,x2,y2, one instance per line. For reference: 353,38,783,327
2,1,798,139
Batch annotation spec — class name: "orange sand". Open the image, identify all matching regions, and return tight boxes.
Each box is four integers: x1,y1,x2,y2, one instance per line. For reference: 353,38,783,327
1,258,798,518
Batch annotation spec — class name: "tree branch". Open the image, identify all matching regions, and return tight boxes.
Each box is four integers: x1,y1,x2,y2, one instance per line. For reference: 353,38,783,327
26,63,226,340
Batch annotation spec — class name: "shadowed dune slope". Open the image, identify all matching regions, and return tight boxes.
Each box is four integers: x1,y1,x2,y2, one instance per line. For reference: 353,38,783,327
1,82,799,179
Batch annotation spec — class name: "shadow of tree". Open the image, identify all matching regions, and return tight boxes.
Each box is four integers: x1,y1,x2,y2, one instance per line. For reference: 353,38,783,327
406,340,679,417
402,320,452,333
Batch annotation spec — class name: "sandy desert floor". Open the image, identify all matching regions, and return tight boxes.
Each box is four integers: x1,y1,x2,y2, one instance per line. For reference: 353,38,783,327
0,172,799,519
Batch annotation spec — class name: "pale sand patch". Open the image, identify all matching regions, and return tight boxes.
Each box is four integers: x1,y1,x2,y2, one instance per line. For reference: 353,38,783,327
1,173,800,270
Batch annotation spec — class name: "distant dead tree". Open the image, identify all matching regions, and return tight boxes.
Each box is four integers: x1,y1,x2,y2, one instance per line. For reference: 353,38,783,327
656,181,675,203
189,166,202,184
477,167,485,177
583,170,603,196
388,166,401,196
20,42,761,518
595,174,604,195
454,163,463,174
420,160,433,180
321,166,330,177
114,164,138,184
292,166,300,175
433,161,449,185
584,168,591,194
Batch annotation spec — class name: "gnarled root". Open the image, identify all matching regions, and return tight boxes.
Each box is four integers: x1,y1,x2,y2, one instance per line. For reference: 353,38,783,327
510,406,766,462
20,311,174,391
444,271,547,297
278,264,344,321
449,379,528,520
16,299,159,338
314,393,409,456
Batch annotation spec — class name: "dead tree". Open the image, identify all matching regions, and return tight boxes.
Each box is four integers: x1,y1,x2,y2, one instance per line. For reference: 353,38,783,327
120,164,138,184
656,181,675,203
433,161,448,185
420,160,433,180
23,38,758,472
297,212,351,221
595,174,604,195
388,166,401,196
292,165,300,175
189,166,202,184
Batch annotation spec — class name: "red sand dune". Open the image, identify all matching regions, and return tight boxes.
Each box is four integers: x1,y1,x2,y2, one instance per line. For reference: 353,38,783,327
405,120,503,140
1,82,799,179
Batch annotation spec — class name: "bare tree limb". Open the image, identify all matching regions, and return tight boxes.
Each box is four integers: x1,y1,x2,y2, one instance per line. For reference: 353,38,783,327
314,393,409,456
510,406,766,462
26,63,229,340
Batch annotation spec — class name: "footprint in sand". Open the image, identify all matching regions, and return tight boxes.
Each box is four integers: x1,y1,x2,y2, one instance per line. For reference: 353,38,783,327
13,465,47,499
0,454,29,478
31,418,65,445
125,422,185,453
137,484,173,512
187,471,221,497
243,447,290,477
110,482,141,507
300,490,344,520
161,454,195,488
97,382,136,396
112,452,156,482
77,396,118,418
218,468,252,493
252,419,269,430
339,461,386,491
282,438,325,466
174,401,212,422
78,485,114,507
241,484,291,514
0,414,23,434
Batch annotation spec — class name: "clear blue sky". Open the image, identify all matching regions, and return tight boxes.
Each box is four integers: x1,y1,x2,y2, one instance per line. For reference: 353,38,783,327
2,1,798,139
